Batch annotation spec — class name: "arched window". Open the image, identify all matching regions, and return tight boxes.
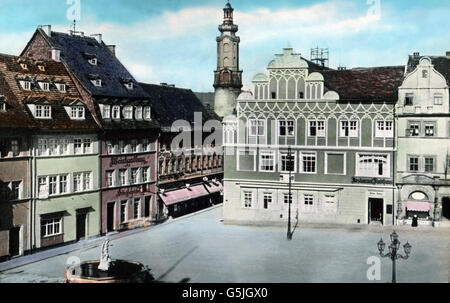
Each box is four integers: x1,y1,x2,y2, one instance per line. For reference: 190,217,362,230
223,43,229,53
422,70,428,78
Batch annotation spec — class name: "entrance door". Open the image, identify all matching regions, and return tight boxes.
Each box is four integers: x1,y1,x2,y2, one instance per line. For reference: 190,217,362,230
76,213,87,240
107,202,115,232
144,196,150,218
368,198,383,224
9,226,20,257
442,197,450,220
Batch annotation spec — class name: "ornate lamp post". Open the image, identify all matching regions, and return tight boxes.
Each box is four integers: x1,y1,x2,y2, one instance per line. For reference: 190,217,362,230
377,231,412,283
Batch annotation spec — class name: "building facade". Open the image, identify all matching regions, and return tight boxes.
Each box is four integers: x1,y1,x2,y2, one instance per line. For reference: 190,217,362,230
396,52,450,226
213,2,242,118
21,26,160,235
223,48,405,226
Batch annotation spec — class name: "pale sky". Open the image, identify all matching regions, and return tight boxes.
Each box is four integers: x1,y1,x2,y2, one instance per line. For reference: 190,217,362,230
0,0,449,92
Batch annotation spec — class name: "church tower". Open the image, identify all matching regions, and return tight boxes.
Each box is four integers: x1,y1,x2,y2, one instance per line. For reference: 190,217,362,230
213,2,242,118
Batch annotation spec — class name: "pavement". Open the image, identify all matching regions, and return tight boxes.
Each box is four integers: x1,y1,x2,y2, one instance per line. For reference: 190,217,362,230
0,204,449,283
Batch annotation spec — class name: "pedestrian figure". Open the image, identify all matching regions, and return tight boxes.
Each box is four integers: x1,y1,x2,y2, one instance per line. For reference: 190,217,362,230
412,214,418,227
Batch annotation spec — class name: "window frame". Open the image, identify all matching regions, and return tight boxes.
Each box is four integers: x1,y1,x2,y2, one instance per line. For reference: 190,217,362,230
259,151,276,172
279,151,297,173
299,151,317,174
249,119,265,137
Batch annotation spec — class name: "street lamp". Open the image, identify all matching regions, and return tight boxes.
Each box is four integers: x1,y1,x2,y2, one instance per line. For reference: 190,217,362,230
287,146,294,240
377,231,412,283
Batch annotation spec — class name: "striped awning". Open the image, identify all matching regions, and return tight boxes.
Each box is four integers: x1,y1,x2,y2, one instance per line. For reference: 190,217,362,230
404,201,431,212
159,185,209,206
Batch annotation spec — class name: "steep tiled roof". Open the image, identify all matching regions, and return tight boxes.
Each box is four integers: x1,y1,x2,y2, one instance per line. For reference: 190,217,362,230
39,30,149,99
407,55,450,85
140,83,220,131
0,53,98,130
321,66,405,102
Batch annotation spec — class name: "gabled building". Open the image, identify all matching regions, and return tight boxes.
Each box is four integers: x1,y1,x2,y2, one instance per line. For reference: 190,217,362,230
223,48,405,226
396,52,450,226
22,26,160,234
141,83,223,218
0,53,100,253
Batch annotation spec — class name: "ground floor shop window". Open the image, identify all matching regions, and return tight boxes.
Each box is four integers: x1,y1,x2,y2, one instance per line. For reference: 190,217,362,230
41,217,62,237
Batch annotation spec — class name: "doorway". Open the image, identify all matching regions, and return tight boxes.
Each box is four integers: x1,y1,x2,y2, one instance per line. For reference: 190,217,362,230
107,202,115,232
76,213,87,240
442,197,450,220
144,196,150,218
368,198,383,224
9,226,20,257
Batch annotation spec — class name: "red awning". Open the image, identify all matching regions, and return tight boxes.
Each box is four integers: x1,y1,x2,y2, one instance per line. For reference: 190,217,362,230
204,181,223,194
159,185,209,206
404,201,431,212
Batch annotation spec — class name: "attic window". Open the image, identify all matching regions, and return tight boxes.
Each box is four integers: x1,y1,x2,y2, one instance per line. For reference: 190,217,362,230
38,65,45,72
0,101,5,112
88,58,97,66
123,105,133,119
135,106,143,120
20,63,28,70
112,105,120,119
143,106,151,120
91,79,102,87
405,93,414,106
70,106,85,119
20,80,32,90
35,105,51,119
124,82,134,90
56,83,66,92
39,82,50,91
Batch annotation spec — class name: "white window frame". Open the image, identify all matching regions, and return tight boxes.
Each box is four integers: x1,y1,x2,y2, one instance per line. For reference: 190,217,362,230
56,83,66,92
356,153,390,178
263,192,273,209
434,94,443,105
70,106,85,119
259,151,276,172
123,105,133,119
340,120,358,137
135,106,143,120
88,58,97,66
112,105,120,120
279,120,295,137
279,151,297,173
249,119,265,137
299,151,317,174
35,105,51,119
91,79,102,87
243,191,253,208
103,105,111,119
236,149,257,172
375,120,393,138
308,120,325,137
39,82,50,91
143,106,151,120
324,152,346,175
41,217,62,238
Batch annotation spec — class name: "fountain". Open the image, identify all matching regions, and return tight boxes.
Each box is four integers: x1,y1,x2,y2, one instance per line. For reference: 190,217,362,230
64,239,154,283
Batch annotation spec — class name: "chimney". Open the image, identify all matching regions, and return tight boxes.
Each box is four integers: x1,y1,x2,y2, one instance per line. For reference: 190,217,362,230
107,45,116,56
51,48,61,62
90,34,102,44
413,52,420,58
39,25,52,37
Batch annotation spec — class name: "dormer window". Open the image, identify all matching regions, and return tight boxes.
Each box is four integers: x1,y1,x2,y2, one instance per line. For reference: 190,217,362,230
56,83,66,92
20,80,32,90
88,58,97,66
135,106,143,120
143,106,151,120
112,105,120,120
35,105,51,119
123,105,133,119
92,79,102,87
70,106,85,119
38,65,45,72
39,82,50,91
125,82,133,90
20,63,28,70
422,70,428,78
405,93,414,106
0,101,5,112
102,104,111,119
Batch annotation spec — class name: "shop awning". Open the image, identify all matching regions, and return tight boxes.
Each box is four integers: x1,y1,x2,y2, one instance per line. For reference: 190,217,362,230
404,201,431,212
159,185,209,206
204,181,223,194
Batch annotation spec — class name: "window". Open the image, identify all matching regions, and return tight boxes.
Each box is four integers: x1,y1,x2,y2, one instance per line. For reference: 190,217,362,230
125,82,134,90
70,106,85,119
408,123,420,136
48,176,57,195
73,173,82,192
21,81,31,90
271,92,276,99
130,140,137,153
131,168,139,184
83,172,91,190
142,167,150,183
112,106,120,119
120,141,127,154
309,120,325,137
60,139,69,155
424,157,434,172
376,121,393,138
300,152,316,173
143,106,151,120
283,193,292,204
91,79,102,87
59,175,68,194
279,152,296,173
38,139,48,156
103,105,111,119
325,153,345,175
119,169,127,186
106,141,114,154
56,83,66,92
425,124,435,137
39,82,50,91
35,105,51,118
279,120,294,136
120,201,127,222
83,139,92,153
106,170,114,187
135,106,143,120
340,120,358,137
88,58,97,65
249,119,265,136
11,181,20,200
357,154,389,177
237,149,256,171
41,218,62,237
405,93,414,106
324,195,335,204
244,191,253,208
408,157,419,172
263,193,272,209
48,139,58,156
0,183,8,200
0,101,5,111
434,94,443,105
11,139,19,156
422,70,428,78
74,139,83,154
259,151,275,172
133,198,140,219
38,177,47,197
304,194,314,205
123,106,133,119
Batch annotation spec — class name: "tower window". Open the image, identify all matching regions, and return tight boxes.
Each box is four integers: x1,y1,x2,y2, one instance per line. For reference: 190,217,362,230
405,93,414,106
271,92,276,99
